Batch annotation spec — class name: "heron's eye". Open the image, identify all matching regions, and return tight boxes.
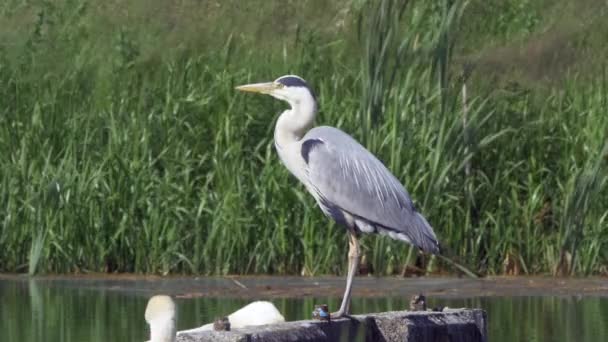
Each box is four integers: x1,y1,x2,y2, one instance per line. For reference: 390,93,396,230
275,83,285,89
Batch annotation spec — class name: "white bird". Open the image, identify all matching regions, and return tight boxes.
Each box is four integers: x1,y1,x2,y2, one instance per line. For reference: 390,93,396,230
177,301,285,335
145,295,177,342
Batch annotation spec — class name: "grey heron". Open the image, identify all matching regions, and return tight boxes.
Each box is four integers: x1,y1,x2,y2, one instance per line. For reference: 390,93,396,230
236,75,440,318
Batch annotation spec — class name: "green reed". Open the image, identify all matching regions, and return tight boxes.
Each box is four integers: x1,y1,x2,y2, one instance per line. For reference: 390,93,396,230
0,0,606,276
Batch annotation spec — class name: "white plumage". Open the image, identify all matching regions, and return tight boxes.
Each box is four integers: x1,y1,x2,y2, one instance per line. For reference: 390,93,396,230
145,295,177,342
177,301,285,335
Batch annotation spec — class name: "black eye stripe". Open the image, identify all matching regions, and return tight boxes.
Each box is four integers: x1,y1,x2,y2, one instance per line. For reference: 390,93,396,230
276,76,309,88
275,76,317,101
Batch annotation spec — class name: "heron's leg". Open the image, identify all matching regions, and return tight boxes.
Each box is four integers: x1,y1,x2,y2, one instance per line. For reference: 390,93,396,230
332,229,360,318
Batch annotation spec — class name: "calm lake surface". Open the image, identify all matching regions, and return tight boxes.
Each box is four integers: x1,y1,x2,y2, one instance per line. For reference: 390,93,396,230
1,276,606,342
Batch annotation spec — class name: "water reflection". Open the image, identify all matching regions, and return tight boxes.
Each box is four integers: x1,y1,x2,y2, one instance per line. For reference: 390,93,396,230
0,279,606,342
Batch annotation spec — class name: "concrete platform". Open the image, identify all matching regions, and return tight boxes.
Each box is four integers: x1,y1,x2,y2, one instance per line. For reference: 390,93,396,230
176,308,487,342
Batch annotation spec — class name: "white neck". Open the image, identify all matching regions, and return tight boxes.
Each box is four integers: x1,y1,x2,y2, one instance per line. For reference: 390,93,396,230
274,97,316,148
149,318,176,342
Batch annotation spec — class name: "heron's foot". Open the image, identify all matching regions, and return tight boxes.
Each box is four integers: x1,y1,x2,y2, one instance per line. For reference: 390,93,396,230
330,309,349,319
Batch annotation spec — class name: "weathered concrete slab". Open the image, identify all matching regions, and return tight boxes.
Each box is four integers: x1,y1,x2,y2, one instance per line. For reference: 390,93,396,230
177,308,487,342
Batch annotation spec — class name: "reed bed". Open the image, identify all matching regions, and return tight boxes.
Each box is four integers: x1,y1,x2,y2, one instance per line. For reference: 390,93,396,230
0,0,606,276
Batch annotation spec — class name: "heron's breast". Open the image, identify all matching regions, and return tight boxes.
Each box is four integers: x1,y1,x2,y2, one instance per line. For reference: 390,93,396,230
275,141,310,185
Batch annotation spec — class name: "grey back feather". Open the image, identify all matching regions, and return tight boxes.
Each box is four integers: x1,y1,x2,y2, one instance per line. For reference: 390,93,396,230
302,126,439,254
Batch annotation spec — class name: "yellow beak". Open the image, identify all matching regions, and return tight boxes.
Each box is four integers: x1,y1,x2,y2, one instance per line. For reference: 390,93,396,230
235,82,278,94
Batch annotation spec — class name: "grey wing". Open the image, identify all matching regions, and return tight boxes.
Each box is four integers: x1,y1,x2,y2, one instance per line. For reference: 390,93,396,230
302,126,439,254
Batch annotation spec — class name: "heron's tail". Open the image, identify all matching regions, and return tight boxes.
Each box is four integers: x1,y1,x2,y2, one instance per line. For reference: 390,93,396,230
412,212,441,255
409,214,479,278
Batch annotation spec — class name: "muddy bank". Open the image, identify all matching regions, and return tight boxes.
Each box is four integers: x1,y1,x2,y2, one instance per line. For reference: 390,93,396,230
1,274,606,299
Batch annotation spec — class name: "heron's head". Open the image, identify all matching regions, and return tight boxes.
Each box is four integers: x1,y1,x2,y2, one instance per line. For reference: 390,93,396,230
236,75,317,111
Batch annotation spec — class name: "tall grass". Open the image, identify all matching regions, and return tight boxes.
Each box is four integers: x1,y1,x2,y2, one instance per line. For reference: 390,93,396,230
0,0,606,276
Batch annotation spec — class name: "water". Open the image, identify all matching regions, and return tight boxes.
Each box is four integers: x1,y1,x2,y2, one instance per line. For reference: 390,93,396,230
1,277,606,342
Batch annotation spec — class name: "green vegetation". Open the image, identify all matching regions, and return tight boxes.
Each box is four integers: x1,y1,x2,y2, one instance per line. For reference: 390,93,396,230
0,0,606,276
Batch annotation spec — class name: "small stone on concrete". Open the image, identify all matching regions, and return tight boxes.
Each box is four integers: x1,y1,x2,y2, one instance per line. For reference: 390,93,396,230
312,304,330,322
213,317,231,331
409,294,427,311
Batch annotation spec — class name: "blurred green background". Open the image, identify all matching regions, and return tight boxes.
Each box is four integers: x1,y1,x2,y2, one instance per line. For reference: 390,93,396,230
0,0,606,276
